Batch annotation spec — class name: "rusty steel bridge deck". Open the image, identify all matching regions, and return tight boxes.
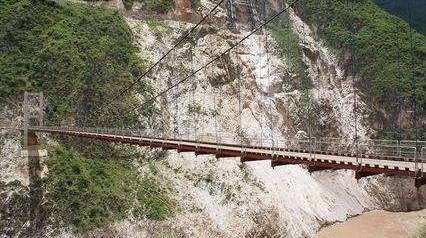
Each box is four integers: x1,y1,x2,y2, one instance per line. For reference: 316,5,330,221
28,127,425,184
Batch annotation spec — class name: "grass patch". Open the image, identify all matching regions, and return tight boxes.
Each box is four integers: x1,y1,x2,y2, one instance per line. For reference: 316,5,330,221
45,147,175,232
294,89,321,136
239,163,265,191
144,0,174,13
187,102,204,115
372,128,424,141
124,0,174,12
122,0,135,9
203,173,214,184
45,147,138,232
135,176,175,220
191,0,201,9
0,181,30,237
269,19,311,90
146,18,169,35
0,0,152,127
148,160,159,175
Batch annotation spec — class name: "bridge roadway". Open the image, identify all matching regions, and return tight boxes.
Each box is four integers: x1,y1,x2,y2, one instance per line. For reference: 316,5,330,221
28,127,425,182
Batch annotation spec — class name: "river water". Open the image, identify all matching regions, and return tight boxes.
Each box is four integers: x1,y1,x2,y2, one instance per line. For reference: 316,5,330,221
314,209,426,238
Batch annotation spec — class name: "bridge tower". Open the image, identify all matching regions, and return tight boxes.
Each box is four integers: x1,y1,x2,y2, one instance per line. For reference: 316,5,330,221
23,92,44,147
22,92,47,236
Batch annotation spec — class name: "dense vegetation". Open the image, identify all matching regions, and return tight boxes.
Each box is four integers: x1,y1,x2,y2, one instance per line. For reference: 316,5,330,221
45,147,175,232
270,22,311,90
1,0,173,233
374,0,426,34
122,0,174,12
135,161,175,220
260,9,310,91
121,0,201,12
291,0,426,139
0,0,151,127
0,181,30,237
190,0,201,9
45,147,137,232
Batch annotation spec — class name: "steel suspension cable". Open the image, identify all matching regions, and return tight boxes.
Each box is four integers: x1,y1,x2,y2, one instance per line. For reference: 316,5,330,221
219,70,223,145
201,60,207,142
259,31,264,146
266,31,274,155
186,54,191,141
102,0,301,127
299,15,314,157
86,0,227,120
191,51,197,142
348,0,359,163
173,51,180,140
238,48,243,150
212,63,219,146
408,0,418,144
395,25,403,156
407,0,420,173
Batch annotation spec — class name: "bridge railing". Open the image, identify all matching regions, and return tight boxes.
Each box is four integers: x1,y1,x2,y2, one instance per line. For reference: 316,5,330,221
29,126,424,165
358,144,416,160
420,147,426,175
400,140,426,148
400,140,426,158
314,138,348,154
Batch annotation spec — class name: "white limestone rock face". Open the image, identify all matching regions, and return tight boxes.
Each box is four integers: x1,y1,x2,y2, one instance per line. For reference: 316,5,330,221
0,105,27,186
0,131,26,185
1,1,422,237
79,6,426,238
66,152,424,238
288,8,370,141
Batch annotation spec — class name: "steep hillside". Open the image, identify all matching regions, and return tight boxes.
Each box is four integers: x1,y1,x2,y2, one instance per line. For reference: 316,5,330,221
290,0,426,140
374,0,426,33
0,0,425,237
0,0,173,236
0,0,156,126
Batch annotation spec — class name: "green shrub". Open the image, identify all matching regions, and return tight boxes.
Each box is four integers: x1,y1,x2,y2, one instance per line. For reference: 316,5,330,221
120,0,174,12
123,0,135,9
0,181,30,237
191,0,201,9
290,0,426,136
0,0,151,127
270,25,310,90
45,147,138,232
146,18,170,35
135,176,175,220
45,147,175,232
374,0,425,33
373,128,425,141
143,0,174,13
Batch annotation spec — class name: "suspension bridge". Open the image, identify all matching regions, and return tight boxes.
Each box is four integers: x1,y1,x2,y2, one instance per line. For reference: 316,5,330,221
2,118,423,187
2,0,424,187
27,127,425,183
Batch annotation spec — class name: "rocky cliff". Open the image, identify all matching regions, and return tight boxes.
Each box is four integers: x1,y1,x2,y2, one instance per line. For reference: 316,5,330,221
0,0,425,237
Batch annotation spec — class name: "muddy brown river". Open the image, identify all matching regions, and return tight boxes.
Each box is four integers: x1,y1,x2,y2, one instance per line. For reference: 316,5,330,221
314,209,426,238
